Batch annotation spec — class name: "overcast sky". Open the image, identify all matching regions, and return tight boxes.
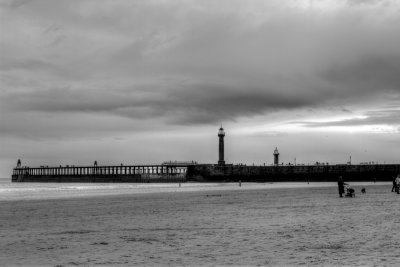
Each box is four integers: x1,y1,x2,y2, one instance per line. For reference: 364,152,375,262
1,0,400,177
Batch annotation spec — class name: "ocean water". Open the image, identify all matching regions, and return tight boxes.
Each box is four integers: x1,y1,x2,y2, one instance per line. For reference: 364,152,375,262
0,180,399,266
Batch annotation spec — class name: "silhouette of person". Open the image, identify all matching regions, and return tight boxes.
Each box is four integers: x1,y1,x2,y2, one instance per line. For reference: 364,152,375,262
394,174,400,194
338,176,347,198
392,179,397,192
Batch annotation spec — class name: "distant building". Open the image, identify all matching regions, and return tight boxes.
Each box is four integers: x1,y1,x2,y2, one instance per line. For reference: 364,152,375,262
218,126,225,165
273,147,279,166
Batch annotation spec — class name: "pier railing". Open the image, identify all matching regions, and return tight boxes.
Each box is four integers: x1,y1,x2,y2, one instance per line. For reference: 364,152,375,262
13,164,189,176
12,164,189,183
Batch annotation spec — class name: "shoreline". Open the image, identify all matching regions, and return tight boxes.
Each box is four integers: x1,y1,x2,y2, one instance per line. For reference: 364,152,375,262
0,181,390,202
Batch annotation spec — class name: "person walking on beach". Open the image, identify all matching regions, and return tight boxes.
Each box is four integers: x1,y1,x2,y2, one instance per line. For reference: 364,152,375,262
394,174,400,194
338,176,348,198
392,178,397,192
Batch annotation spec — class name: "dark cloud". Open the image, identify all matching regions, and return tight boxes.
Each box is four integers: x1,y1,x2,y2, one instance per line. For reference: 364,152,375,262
1,79,334,126
0,109,161,141
321,55,400,93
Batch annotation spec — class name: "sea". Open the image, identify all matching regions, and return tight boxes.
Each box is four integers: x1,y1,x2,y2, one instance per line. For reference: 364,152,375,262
0,179,399,266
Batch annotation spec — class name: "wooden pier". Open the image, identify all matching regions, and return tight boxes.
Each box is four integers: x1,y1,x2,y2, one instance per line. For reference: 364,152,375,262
12,161,197,183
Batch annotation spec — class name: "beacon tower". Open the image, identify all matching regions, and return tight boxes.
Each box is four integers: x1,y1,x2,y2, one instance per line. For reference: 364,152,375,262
218,126,225,165
273,147,279,166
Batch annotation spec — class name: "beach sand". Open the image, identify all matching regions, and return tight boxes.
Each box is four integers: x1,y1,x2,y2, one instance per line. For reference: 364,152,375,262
0,183,399,266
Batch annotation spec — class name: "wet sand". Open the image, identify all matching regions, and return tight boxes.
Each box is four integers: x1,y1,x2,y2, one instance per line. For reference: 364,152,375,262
0,183,399,266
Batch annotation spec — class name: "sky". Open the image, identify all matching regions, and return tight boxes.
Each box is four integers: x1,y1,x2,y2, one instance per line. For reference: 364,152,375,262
1,0,400,178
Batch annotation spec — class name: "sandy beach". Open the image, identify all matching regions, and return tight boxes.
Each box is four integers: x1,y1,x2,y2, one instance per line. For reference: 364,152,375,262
0,182,399,266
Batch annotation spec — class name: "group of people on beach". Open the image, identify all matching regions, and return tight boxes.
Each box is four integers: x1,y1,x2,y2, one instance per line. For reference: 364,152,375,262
338,174,400,197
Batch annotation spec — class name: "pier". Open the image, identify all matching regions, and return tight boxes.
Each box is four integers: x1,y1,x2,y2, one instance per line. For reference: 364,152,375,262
12,161,197,183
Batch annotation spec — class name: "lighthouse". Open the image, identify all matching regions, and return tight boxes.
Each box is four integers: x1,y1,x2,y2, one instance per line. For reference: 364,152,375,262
218,126,225,165
273,147,279,166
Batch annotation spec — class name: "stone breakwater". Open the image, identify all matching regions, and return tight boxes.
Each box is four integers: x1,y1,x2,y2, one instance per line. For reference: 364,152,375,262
187,164,400,182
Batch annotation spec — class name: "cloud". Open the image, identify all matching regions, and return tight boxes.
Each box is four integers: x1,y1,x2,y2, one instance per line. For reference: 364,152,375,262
0,82,314,125
0,58,55,72
298,109,400,129
1,0,400,133
3,0,400,179
1,0,33,9
347,0,384,5
321,55,400,93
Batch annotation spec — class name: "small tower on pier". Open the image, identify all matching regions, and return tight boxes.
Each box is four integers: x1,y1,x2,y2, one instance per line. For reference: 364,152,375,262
17,159,21,168
218,126,225,165
273,147,280,166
